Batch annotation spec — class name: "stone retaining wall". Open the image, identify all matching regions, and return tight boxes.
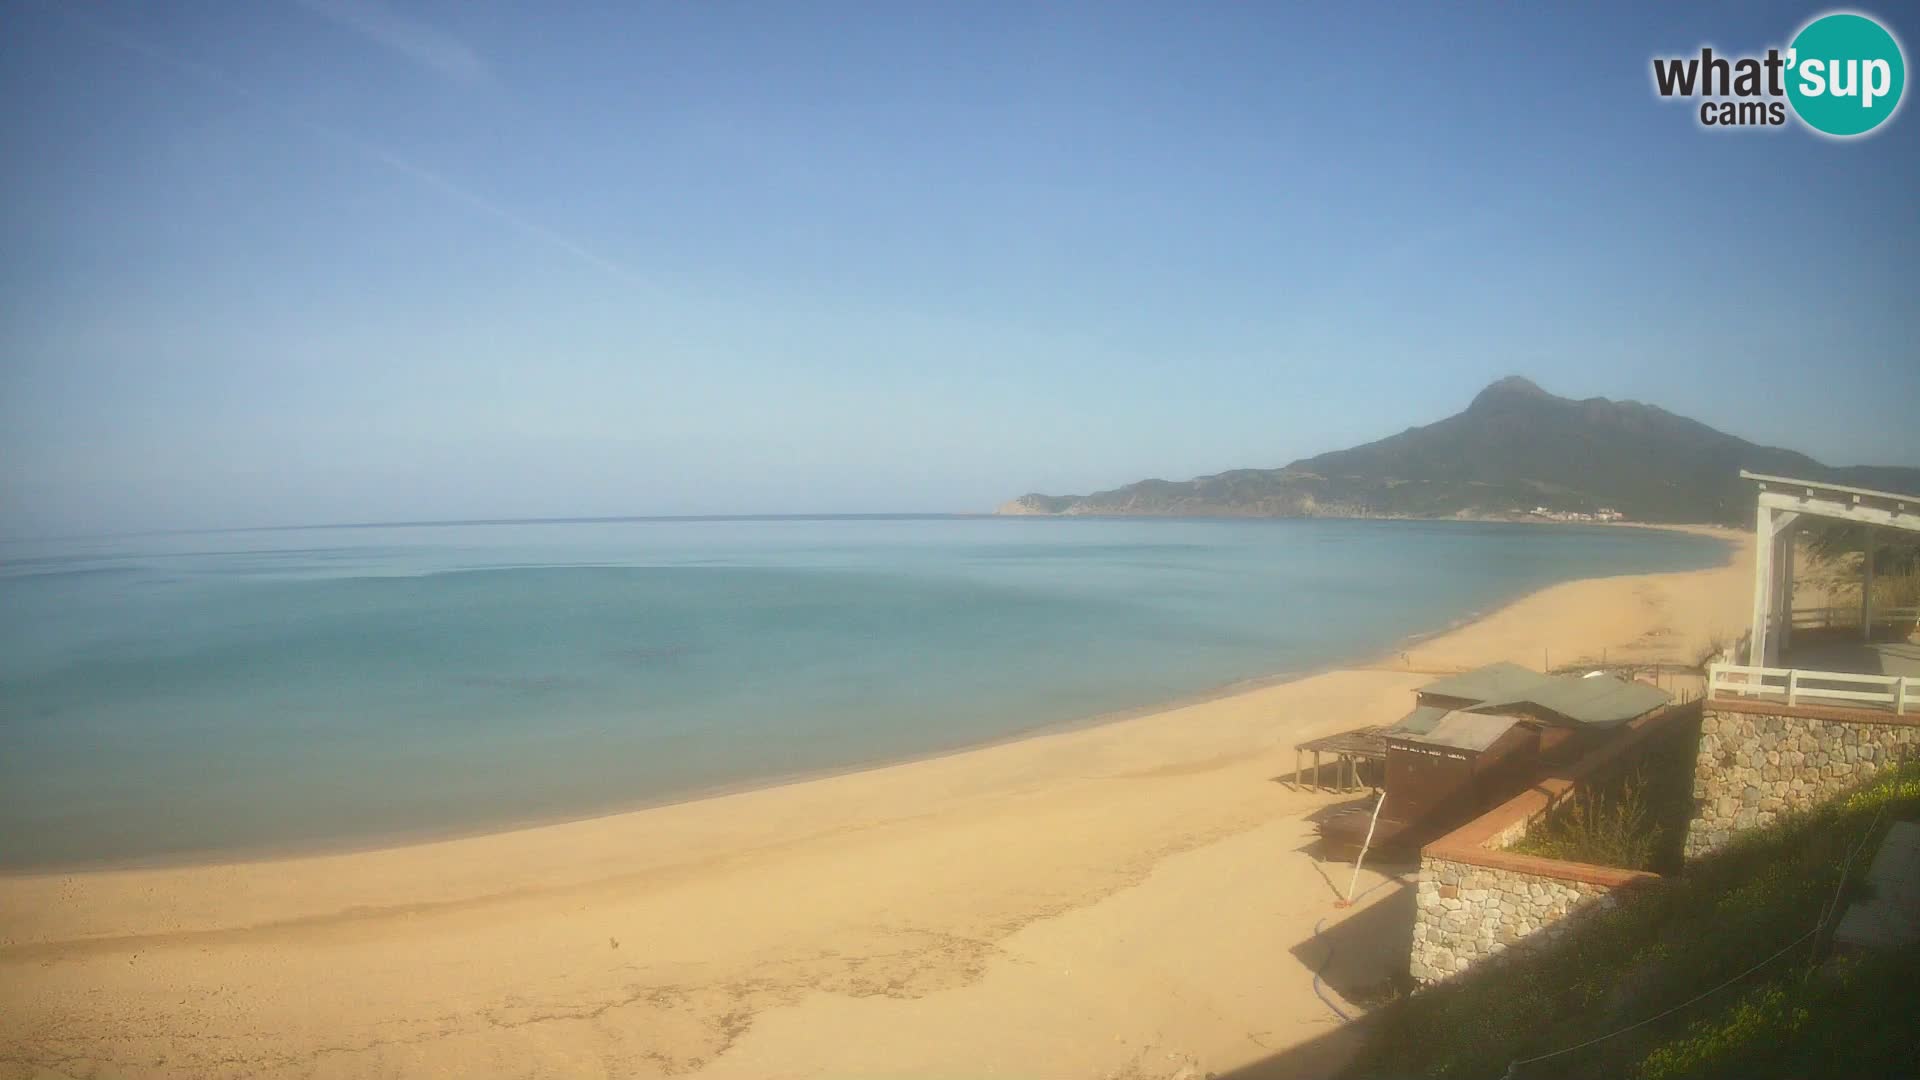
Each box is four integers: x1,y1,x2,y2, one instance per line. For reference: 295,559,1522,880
1410,857,1620,982
1685,701,1920,858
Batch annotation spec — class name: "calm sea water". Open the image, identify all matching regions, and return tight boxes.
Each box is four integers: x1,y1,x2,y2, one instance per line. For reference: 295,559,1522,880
0,516,1722,868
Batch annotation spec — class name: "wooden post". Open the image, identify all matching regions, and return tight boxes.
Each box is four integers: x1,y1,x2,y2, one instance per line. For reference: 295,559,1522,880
1341,788,1389,907
1313,750,1322,791
1862,525,1876,641
1750,500,1773,667
1779,532,1795,655
1345,755,1356,791
1295,749,1303,788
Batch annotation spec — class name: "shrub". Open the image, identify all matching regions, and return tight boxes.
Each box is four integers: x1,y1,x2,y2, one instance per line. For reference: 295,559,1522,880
1509,725,1698,874
1510,768,1661,870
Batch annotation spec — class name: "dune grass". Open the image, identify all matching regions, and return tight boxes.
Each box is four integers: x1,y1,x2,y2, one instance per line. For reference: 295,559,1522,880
1507,721,1698,875
1507,767,1664,871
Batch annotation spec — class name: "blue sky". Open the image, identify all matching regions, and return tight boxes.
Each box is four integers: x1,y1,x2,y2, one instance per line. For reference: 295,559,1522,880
2,1,1916,536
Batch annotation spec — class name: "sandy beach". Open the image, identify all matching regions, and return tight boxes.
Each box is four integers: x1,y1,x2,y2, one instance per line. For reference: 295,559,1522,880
0,526,1754,1080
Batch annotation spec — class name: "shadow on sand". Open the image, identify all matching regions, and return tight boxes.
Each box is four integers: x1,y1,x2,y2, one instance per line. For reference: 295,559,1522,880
1205,840,1422,1079
1286,871,1417,1006
1214,1021,1380,1080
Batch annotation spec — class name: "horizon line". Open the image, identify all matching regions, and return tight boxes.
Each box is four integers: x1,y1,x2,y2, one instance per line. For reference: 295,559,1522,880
1,512,1008,546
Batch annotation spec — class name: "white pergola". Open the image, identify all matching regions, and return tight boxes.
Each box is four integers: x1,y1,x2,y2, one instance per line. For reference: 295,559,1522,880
1746,470,1920,667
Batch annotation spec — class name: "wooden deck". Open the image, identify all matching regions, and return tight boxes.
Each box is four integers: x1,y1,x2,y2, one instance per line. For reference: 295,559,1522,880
1292,726,1388,791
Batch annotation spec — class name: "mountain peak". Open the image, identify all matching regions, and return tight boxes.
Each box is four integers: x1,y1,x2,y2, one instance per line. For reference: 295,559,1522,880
999,377,1919,524
1472,375,1553,405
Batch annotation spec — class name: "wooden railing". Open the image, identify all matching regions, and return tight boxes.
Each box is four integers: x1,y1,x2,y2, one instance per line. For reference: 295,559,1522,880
1708,663,1915,715
1787,605,1920,631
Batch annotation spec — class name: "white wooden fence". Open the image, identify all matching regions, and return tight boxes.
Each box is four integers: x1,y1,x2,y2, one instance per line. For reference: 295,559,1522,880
1708,663,1916,715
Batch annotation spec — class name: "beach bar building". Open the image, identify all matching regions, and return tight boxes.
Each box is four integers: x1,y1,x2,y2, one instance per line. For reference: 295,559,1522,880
1377,709,1536,843
1315,663,1671,851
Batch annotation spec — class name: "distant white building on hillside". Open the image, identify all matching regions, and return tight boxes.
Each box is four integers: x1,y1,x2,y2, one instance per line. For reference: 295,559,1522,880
1529,506,1624,523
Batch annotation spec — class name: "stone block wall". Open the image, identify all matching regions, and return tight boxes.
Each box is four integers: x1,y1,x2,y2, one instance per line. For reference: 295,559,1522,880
1686,702,1920,858
1410,857,1619,982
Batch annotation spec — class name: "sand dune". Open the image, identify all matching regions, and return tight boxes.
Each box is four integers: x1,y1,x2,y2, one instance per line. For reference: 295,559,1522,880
0,527,1752,1080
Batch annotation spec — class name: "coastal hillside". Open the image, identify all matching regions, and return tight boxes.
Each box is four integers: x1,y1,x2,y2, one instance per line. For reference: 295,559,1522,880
999,376,1920,524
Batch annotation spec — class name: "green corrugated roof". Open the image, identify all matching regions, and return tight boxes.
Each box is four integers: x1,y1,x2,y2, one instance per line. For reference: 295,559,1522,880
1405,712,1523,752
1386,703,1449,735
1517,675,1671,727
1416,663,1670,727
1416,661,1546,704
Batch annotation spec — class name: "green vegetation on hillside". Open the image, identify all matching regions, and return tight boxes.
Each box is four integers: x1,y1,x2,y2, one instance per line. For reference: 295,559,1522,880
1342,763,1920,1079
1005,377,1920,525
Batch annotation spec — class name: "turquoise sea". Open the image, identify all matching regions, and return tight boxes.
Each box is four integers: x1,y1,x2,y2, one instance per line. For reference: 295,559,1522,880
0,516,1724,869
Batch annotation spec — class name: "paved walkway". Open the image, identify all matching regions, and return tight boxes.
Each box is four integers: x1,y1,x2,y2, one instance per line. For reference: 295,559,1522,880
1785,639,1920,679
1834,820,1920,951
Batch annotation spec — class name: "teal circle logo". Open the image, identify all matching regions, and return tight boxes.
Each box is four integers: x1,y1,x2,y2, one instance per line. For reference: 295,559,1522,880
1786,13,1906,136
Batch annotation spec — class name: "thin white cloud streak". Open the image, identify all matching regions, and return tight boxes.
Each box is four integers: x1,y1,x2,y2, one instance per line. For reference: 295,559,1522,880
294,0,488,86
348,143,650,286
48,7,650,290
